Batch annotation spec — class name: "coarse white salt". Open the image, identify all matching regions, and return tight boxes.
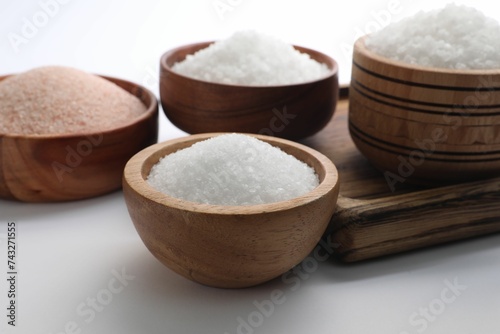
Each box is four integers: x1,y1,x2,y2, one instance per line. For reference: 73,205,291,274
365,4,500,69
147,134,319,205
172,30,330,86
0,66,147,135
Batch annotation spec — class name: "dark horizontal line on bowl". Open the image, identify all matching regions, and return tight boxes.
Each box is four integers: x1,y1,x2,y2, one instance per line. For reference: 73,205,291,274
351,82,500,117
353,61,500,92
349,122,500,163
353,80,500,113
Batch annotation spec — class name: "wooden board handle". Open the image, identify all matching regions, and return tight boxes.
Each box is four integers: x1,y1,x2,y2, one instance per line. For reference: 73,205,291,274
329,176,500,262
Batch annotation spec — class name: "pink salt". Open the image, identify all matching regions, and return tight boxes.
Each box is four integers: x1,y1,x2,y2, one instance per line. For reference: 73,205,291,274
0,66,147,135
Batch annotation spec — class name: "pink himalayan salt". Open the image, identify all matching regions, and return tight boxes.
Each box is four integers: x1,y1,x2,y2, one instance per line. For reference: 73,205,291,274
0,66,146,135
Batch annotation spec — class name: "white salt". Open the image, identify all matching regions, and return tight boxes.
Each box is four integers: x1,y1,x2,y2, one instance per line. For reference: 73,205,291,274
147,134,319,205
172,30,330,86
366,4,500,69
0,66,147,135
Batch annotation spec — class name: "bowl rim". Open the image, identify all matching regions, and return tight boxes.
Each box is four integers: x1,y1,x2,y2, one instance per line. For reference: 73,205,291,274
0,73,158,140
123,132,339,215
160,41,339,88
356,35,500,75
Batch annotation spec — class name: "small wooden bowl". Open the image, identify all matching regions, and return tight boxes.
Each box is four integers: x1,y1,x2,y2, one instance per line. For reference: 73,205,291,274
0,75,158,202
159,42,339,140
349,36,500,183
123,133,340,288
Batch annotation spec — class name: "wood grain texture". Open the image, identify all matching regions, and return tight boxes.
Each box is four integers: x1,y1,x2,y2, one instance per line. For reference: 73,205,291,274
0,75,158,202
349,36,500,182
302,88,500,262
122,133,340,288
159,42,339,140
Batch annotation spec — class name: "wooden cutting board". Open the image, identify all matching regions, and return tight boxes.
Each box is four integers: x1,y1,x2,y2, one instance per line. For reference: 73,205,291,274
302,87,500,262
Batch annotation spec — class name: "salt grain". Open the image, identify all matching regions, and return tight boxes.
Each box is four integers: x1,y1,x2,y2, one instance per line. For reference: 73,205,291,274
366,4,500,69
0,66,147,135
147,134,319,205
172,30,330,86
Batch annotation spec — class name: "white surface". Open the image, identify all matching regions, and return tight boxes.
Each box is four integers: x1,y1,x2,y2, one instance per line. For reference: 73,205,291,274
1,1,500,333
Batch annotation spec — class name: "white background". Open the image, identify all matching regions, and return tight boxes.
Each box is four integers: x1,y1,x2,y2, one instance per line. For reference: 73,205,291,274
1,0,500,333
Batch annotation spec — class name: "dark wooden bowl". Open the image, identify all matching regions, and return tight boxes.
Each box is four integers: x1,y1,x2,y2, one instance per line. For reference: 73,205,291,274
0,75,158,202
159,42,339,140
349,36,500,183
123,133,340,288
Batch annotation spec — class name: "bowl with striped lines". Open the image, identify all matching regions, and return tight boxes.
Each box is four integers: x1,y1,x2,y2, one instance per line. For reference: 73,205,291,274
348,36,500,184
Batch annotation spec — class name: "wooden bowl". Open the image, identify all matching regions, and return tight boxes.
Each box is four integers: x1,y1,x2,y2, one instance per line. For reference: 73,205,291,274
159,42,339,140
123,133,340,288
0,75,158,202
349,36,500,183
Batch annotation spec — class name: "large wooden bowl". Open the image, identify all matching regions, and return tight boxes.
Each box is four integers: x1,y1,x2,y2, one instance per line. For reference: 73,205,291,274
123,133,340,288
159,42,339,140
0,75,158,202
349,36,500,183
